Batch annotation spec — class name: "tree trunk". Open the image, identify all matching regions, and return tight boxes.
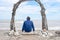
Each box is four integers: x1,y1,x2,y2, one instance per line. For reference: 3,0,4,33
10,12,16,32
35,0,48,30
10,0,22,32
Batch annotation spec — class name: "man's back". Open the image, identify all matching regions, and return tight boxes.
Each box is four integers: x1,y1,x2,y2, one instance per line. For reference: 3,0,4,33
22,20,35,32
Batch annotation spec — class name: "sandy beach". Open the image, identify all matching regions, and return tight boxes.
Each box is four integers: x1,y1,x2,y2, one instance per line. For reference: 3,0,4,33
0,30,60,40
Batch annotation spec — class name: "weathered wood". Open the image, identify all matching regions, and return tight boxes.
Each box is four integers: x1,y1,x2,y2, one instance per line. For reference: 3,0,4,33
35,0,48,30
10,0,22,31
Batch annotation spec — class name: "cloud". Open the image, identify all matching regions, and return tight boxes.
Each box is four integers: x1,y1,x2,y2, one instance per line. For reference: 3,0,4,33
1,0,19,4
0,6,12,12
54,0,60,2
1,0,60,4
16,2,40,14
46,7,60,14
40,0,60,14
0,7,6,11
17,6,40,14
42,0,60,3
0,0,60,14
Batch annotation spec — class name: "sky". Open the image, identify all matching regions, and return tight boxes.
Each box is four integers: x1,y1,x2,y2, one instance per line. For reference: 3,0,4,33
0,0,60,20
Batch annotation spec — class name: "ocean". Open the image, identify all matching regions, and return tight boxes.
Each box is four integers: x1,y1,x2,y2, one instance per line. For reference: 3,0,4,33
0,20,60,30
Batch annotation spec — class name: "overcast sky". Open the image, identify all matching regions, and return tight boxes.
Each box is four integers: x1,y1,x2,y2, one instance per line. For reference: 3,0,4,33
0,0,60,20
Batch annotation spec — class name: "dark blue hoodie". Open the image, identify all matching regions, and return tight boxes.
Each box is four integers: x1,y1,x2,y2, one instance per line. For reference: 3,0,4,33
22,20,35,32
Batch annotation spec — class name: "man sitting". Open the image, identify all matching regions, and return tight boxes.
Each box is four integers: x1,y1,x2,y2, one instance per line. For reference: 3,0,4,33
22,16,35,32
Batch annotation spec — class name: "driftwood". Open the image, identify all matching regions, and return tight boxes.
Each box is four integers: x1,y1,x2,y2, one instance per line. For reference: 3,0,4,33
55,31,60,34
10,0,48,32
55,31,60,37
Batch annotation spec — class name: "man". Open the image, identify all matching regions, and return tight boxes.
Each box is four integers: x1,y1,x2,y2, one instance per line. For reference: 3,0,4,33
22,16,35,32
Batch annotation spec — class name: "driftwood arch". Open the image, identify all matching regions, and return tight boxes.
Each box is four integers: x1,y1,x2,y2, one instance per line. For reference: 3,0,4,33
10,0,48,32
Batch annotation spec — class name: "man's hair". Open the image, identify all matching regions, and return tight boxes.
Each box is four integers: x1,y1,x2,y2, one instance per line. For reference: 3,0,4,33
27,16,30,20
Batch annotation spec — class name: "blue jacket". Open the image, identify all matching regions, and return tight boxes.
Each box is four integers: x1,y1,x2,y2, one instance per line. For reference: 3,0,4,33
22,20,35,32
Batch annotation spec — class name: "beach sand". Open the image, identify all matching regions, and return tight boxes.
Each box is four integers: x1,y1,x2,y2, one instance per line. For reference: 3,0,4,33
0,30,60,40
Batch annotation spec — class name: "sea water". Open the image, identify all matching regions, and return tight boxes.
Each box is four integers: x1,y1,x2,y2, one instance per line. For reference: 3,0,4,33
0,20,60,30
